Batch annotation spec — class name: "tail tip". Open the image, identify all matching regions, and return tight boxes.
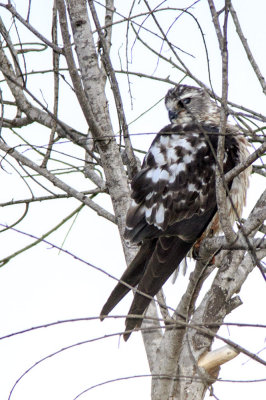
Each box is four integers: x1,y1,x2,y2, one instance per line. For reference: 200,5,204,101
123,332,131,341
99,306,108,321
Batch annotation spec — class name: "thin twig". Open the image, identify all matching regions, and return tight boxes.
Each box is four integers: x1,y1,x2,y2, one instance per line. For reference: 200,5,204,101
0,188,104,207
215,1,236,243
41,2,59,168
0,140,116,223
88,0,138,178
229,2,266,95
0,204,84,267
0,3,63,53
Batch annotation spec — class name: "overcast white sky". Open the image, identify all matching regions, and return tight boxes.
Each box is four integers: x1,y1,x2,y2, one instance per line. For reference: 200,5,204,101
0,1,265,399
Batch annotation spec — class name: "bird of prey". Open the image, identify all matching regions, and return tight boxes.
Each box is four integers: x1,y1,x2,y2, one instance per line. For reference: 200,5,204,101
100,84,250,341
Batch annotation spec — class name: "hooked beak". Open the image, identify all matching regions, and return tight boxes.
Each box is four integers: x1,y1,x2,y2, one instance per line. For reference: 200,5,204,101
168,110,179,122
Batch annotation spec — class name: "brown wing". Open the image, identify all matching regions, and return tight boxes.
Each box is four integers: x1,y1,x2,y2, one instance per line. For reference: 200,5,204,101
101,124,241,340
125,124,237,243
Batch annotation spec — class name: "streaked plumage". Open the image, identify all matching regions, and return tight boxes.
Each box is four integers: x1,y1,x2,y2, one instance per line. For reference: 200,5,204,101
100,85,250,340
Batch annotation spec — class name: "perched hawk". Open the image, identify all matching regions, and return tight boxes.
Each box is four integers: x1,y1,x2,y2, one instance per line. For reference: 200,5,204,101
100,85,250,340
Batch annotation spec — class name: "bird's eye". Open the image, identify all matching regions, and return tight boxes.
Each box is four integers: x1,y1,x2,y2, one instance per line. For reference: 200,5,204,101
183,97,191,105
178,97,191,108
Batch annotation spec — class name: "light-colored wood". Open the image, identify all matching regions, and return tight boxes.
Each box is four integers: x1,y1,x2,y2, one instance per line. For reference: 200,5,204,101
198,345,239,372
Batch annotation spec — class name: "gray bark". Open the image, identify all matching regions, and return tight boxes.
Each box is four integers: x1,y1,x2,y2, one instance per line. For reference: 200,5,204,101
0,2,265,399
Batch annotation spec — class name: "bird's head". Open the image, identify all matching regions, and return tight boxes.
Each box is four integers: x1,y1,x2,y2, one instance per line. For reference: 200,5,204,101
165,84,219,125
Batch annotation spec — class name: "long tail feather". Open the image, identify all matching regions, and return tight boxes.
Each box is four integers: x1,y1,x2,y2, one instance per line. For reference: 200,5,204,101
124,236,192,341
100,240,156,319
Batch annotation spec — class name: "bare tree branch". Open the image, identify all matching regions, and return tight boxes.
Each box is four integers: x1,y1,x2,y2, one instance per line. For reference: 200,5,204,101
215,1,237,243
229,2,266,95
0,3,265,399
0,2,63,53
0,140,115,223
